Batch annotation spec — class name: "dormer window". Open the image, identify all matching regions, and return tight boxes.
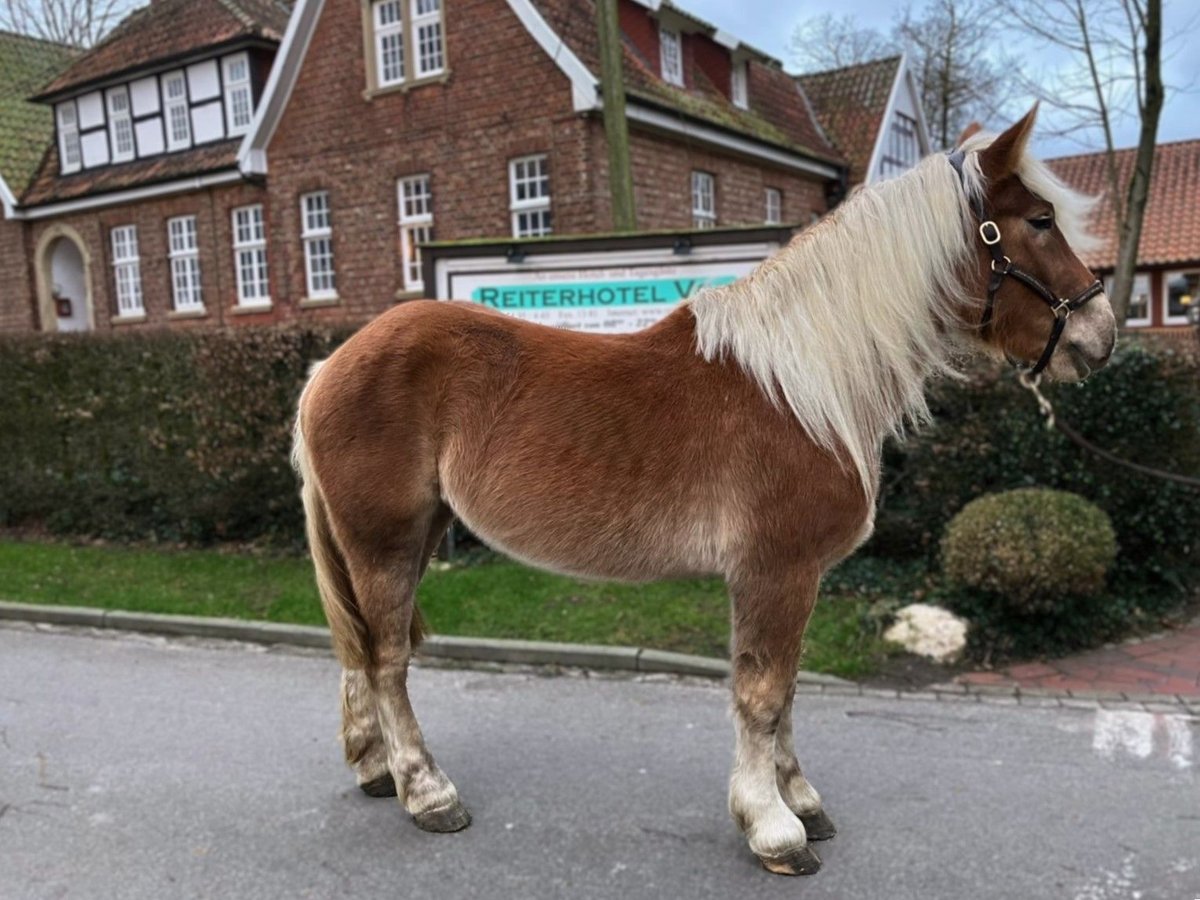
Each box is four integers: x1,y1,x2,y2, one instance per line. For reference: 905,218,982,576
731,61,748,109
164,71,191,150
659,26,683,86
57,102,81,173
106,87,135,162
223,54,253,134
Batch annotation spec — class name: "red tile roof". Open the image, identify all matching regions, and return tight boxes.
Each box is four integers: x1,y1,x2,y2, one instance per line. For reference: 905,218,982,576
36,0,291,100
530,0,843,168
1049,139,1200,269
21,139,240,206
795,56,901,186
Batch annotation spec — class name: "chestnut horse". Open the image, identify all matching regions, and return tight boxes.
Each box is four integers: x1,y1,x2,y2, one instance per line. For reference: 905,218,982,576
292,109,1115,875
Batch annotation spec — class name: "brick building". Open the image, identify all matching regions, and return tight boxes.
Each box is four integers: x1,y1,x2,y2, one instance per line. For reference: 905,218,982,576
1050,140,1200,331
1,0,932,333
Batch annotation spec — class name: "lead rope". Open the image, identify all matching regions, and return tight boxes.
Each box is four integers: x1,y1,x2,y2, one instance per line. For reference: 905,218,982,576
1017,373,1200,490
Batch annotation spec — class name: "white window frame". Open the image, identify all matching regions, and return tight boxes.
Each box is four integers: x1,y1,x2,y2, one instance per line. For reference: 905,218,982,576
301,191,337,300
691,170,716,229
232,204,270,307
167,215,203,312
731,61,748,109
509,154,552,238
764,187,782,225
57,102,81,173
163,70,191,151
412,0,445,78
373,0,406,87
659,26,683,86
106,86,135,163
110,225,144,317
223,53,253,136
398,174,433,292
1105,272,1151,328
1163,269,1198,326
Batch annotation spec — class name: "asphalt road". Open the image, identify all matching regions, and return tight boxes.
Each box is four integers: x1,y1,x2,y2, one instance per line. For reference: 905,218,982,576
1,624,1198,900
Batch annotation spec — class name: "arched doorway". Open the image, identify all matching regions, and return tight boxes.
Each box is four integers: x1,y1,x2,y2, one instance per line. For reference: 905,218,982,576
35,225,95,332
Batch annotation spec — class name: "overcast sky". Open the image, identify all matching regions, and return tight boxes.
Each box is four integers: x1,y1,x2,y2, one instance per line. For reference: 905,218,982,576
682,0,1200,159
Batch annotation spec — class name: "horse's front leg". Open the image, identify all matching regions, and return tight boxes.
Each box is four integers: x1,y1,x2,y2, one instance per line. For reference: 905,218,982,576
775,681,837,839
727,565,822,876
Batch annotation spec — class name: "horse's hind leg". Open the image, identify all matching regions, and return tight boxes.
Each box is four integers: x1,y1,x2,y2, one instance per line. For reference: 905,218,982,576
727,565,822,876
339,507,454,804
775,683,836,840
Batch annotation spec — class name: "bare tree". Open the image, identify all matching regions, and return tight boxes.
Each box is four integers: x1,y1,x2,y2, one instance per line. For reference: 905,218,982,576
1001,0,1163,325
790,2,1019,150
788,13,897,73
1,0,134,47
895,0,1021,149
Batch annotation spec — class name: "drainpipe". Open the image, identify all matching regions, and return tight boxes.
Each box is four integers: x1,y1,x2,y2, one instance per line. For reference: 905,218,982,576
595,0,636,232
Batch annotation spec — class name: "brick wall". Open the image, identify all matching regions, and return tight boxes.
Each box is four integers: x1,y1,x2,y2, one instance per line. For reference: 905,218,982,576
0,217,35,331
23,181,273,332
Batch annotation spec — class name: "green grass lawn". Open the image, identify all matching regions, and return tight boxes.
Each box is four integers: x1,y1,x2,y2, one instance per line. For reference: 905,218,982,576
0,540,917,678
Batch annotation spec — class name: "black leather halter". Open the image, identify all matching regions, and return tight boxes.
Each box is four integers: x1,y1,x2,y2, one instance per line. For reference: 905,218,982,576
947,150,1104,376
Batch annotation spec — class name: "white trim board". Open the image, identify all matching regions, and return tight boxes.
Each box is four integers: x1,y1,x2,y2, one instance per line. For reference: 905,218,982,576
13,170,244,220
0,175,17,219
625,103,841,179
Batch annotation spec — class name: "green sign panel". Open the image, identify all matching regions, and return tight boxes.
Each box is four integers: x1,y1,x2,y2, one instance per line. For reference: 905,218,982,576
471,276,737,310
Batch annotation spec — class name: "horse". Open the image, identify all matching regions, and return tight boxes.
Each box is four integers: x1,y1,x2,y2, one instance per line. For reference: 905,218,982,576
291,107,1116,876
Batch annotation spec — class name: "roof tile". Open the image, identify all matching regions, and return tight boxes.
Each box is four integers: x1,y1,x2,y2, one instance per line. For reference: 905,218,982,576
1049,139,1200,269
0,30,76,194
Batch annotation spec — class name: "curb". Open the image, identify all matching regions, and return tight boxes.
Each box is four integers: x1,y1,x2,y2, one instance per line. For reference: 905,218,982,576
0,600,847,686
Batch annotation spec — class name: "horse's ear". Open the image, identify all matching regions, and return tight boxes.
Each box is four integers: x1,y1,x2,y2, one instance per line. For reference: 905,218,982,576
954,121,983,147
979,103,1038,180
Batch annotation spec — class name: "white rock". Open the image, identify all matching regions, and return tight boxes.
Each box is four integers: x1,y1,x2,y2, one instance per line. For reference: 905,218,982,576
883,603,969,664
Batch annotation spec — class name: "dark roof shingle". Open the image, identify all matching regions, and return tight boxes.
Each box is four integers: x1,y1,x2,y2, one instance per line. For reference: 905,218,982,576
795,56,901,186
36,0,291,99
1049,139,1200,269
0,30,76,195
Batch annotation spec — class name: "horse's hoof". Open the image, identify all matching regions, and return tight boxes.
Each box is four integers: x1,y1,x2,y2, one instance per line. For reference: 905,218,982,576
759,845,822,876
799,809,837,841
412,800,472,833
359,773,397,798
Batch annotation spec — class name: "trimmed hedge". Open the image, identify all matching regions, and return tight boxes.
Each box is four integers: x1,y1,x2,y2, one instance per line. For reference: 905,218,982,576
0,325,353,545
942,488,1116,609
871,340,1200,593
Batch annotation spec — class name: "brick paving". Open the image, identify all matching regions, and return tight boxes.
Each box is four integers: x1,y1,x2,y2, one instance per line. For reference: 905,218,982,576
957,621,1200,698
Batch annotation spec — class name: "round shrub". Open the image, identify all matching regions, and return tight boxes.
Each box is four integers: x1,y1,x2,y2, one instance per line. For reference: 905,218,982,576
941,488,1116,611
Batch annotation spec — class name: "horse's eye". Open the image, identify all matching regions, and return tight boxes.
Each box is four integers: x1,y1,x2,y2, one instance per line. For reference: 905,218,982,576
1028,215,1054,231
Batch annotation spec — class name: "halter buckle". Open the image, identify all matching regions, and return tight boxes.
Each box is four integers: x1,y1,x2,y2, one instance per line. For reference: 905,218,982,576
1052,299,1072,320
990,255,1012,274
979,221,1002,245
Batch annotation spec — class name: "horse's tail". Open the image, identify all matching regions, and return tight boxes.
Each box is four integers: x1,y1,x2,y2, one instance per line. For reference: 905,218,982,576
293,361,371,669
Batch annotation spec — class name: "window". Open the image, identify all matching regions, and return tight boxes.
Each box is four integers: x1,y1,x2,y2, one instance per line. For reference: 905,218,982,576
374,0,405,86
731,61,748,109
413,0,445,77
659,26,683,86
398,174,433,292
167,216,203,312
691,171,715,229
164,71,190,150
107,87,134,162
1165,271,1198,325
509,155,552,238
370,0,446,89
223,54,253,135
57,103,81,173
764,187,782,225
301,191,337,299
232,205,270,306
110,225,143,317
1105,273,1151,327
880,112,919,179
